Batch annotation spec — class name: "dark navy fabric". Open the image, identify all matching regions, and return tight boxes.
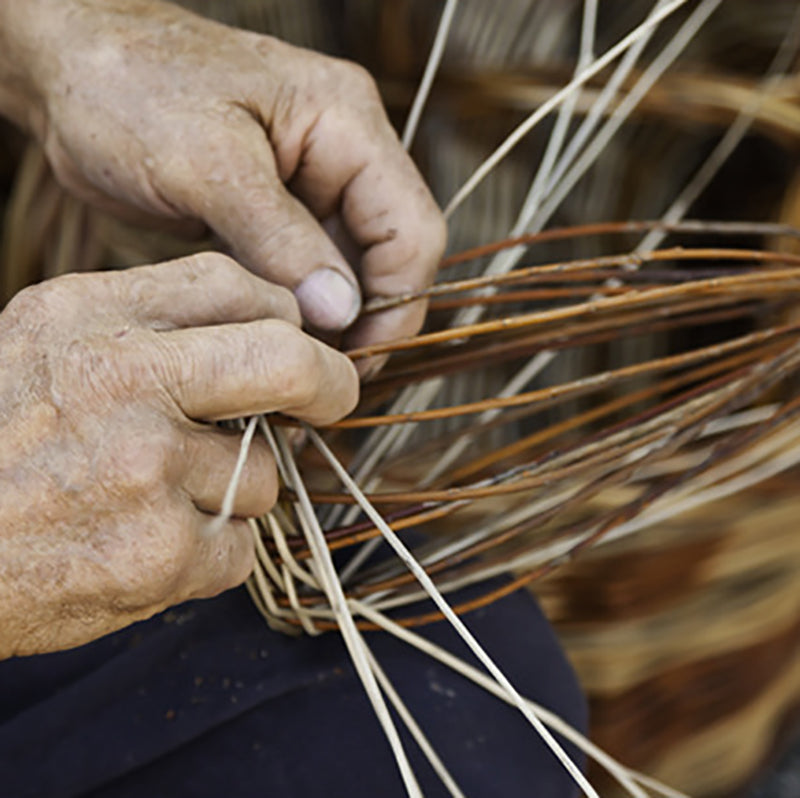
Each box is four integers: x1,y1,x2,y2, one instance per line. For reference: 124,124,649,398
0,586,587,797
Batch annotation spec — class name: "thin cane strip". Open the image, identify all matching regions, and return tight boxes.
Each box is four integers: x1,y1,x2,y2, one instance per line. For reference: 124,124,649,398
636,1,800,253
336,324,794,430
270,425,424,797
350,600,677,798
530,0,724,236
269,512,320,588
338,403,723,607
443,0,691,218
439,220,800,269
426,283,645,309
203,415,258,536
514,0,671,246
306,427,602,798
420,349,558,488
518,0,672,232
363,299,776,401
266,502,466,565
247,556,297,635
364,644,467,798
281,561,319,637
510,0,598,243
359,324,793,437
438,341,789,486
352,297,791,390
322,380,442,532
308,390,742,510
316,353,779,509
252,516,287,592
348,268,800,361
325,380,447,584
377,295,783,395
337,361,800,612
365,247,800,314
401,0,459,150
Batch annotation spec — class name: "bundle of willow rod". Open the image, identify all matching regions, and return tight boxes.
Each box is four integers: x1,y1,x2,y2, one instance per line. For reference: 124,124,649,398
238,219,800,637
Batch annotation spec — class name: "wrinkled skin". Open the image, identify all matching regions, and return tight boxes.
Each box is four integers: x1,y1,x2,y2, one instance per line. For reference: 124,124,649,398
0,0,446,351
0,254,359,658
0,0,447,658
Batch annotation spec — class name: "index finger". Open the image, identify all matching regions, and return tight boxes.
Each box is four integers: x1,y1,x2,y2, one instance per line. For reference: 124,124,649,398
284,66,447,348
154,319,359,425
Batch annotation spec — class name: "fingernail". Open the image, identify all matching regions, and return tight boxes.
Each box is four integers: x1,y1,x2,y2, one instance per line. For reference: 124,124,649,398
295,268,361,330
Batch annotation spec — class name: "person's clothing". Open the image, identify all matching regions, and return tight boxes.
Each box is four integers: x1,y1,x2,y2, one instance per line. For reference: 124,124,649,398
0,585,587,797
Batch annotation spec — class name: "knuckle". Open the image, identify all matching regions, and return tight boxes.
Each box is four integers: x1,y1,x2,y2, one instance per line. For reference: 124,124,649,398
269,283,302,326
185,251,241,278
58,334,165,407
125,267,162,312
6,275,79,321
100,504,194,610
108,420,178,495
337,59,380,99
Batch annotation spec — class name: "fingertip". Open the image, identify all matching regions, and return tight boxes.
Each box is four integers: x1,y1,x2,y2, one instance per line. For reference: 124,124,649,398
294,267,362,330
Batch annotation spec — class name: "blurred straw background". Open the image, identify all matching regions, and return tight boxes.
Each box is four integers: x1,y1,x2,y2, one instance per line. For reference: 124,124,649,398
1,2,799,796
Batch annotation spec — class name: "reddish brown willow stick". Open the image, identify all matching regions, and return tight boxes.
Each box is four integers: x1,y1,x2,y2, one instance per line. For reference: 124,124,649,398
438,219,800,269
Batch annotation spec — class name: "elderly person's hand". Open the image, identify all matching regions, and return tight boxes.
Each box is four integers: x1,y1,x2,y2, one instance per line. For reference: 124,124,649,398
0,255,358,658
0,0,446,356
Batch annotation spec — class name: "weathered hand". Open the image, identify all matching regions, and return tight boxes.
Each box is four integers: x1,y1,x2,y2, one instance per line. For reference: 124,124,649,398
0,0,446,355
0,253,358,658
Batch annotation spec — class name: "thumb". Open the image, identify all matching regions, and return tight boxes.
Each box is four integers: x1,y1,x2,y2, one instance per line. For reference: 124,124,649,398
173,127,362,331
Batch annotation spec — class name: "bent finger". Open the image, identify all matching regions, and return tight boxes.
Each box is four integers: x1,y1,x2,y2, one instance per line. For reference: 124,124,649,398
288,96,446,345
180,425,279,518
156,318,359,424
183,515,256,601
123,252,302,329
165,119,362,331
